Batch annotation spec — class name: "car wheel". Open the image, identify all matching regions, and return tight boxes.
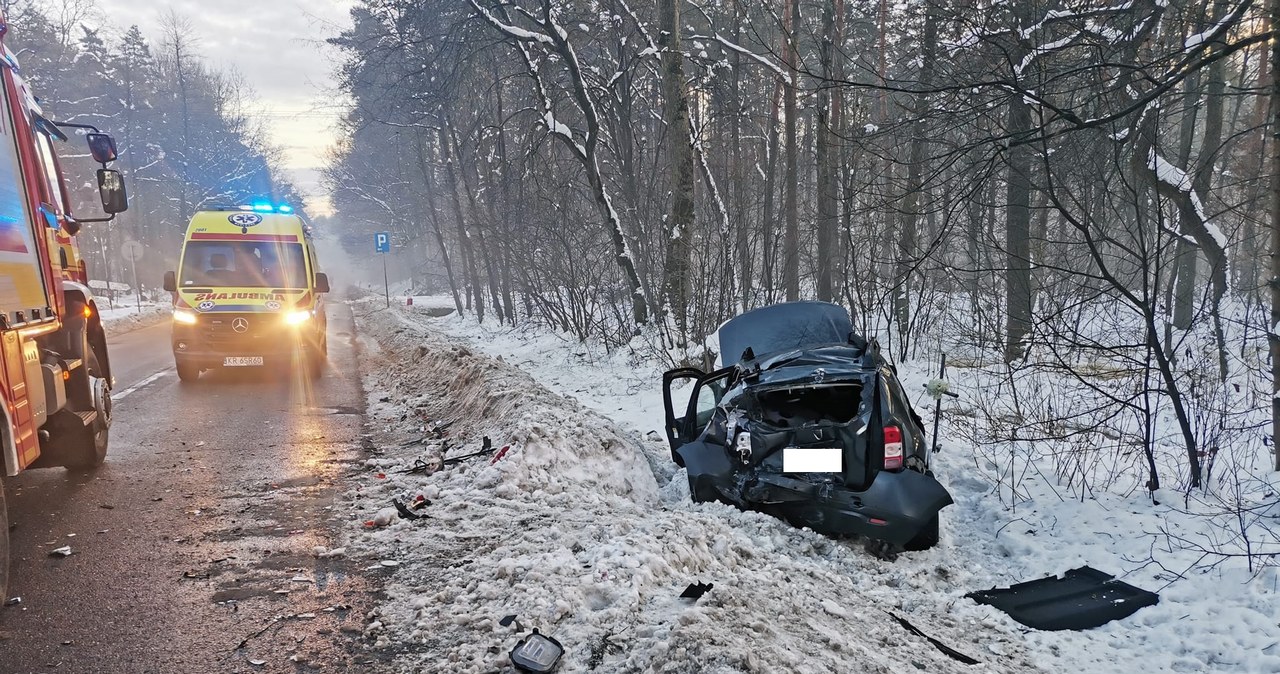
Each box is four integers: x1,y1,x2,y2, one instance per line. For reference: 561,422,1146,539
176,362,200,382
903,513,940,551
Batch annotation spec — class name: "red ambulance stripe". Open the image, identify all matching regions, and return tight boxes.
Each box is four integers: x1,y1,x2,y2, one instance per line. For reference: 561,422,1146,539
190,233,299,242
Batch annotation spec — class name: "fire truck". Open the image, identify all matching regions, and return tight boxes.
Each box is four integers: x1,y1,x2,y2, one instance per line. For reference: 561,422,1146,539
0,14,129,600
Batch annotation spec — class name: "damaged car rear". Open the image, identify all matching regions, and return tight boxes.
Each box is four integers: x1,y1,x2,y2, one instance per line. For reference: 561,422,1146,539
663,301,953,550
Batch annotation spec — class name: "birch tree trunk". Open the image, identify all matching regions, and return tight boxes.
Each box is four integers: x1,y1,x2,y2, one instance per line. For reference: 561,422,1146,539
1270,0,1280,471
659,0,695,338
783,0,800,301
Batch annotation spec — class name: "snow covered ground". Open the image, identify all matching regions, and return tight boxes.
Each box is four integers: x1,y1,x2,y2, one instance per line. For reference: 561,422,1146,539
100,301,168,336
348,299,1280,674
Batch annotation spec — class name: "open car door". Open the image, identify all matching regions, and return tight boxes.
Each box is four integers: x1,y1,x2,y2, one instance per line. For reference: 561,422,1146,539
662,368,704,455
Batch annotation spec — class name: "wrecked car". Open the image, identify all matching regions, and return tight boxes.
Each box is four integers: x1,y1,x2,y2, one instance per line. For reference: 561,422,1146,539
662,301,952,550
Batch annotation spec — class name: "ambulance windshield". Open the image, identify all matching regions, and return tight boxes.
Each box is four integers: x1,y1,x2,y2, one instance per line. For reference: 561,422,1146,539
180,241,307,288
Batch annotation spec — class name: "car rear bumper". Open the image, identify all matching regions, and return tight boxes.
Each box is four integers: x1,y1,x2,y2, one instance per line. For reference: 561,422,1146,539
741,469,953,544
679,440,953,545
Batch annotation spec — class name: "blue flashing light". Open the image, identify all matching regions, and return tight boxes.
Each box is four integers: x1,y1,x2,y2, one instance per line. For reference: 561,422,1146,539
277,203,294,214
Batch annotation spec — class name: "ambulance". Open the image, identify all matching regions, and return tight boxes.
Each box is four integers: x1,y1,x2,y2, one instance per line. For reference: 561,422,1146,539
162,203,330,381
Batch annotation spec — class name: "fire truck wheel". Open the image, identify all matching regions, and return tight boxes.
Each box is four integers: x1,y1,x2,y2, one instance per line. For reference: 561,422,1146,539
63,352,109,468
176,362,200,382
0,483,9,603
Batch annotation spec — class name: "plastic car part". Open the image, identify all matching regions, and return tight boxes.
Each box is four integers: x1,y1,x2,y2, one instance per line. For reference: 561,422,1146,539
966,566,1159,630
890,613,980,665
510,629,564,672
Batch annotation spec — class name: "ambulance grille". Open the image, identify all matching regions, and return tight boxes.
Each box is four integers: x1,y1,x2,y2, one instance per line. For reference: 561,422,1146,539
199,313,269,347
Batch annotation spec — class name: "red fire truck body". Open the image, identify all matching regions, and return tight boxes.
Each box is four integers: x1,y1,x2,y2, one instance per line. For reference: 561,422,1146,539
0,13,129,600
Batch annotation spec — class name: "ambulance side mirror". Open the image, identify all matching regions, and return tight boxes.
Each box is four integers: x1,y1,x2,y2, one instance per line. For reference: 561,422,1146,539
163,271,176,293
314,272,330,294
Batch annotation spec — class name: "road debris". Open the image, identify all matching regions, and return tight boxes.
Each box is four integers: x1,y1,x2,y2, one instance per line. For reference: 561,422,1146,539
392,498,426,520
48,546,73,558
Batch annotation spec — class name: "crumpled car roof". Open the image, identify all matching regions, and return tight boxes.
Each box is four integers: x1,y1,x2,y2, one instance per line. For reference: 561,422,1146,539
719,301,854,365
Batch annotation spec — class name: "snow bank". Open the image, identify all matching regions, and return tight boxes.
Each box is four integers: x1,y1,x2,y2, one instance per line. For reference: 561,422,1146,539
100,302,168,336
351,303,1042,674
403,307,1280,674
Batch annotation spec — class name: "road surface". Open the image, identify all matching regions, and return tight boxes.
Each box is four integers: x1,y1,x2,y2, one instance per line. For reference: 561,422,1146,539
0,303,381,672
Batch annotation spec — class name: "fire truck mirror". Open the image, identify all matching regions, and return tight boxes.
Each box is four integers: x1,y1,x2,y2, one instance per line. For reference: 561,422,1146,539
86,133,119,164
96,169,128,214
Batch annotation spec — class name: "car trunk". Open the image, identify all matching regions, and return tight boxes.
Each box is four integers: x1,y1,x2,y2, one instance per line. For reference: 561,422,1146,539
739,372,882,492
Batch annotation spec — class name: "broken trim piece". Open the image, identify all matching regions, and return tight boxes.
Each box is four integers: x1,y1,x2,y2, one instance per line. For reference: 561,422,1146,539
889,612,981,665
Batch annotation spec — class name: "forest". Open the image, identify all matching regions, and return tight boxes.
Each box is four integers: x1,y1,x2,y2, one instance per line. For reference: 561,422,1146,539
328,0,1276,539
3,0,297,292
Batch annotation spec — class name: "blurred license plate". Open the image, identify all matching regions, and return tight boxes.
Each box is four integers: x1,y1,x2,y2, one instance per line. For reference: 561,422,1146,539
223,356,264,367
783,447,842,473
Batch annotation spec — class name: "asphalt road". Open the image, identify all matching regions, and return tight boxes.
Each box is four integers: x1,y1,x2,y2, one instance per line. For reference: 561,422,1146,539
0,303,380,673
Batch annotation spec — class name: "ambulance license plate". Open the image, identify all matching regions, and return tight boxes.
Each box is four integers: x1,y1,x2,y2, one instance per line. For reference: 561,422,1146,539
224,356,264,367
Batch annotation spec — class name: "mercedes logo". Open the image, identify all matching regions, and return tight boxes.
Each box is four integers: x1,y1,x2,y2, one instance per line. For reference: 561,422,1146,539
232,317,249,333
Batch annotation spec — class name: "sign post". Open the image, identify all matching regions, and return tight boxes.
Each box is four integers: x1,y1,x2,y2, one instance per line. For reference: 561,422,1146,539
374,232,391,308
121,239,145,310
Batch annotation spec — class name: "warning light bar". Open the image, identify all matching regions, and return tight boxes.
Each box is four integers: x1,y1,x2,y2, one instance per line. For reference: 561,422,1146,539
238,202,295,214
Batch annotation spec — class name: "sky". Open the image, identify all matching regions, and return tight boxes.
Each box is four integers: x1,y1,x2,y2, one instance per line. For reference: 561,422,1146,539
94,0,356,216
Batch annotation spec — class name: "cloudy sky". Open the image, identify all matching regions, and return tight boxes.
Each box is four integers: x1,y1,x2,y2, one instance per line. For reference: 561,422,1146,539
95,0,356,215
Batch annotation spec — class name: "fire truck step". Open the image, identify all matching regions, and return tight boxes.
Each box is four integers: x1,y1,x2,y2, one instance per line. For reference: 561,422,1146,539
71,410,97,428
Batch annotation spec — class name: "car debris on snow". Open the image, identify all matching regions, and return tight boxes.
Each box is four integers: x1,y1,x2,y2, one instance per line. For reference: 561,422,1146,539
678,581,713,601
510,628,565,673
967,567,1159,631
891,613,980,665
392,498,426,520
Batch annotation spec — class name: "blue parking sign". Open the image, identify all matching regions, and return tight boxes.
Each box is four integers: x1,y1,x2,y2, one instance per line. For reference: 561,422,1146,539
375,232,391,253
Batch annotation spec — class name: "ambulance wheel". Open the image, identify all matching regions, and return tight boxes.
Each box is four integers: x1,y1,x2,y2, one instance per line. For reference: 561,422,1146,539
62,352,110,469
177,362,200,382
306,347,324,378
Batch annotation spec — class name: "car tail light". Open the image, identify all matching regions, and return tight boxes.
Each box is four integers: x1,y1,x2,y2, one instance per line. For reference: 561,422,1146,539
883,426,904,470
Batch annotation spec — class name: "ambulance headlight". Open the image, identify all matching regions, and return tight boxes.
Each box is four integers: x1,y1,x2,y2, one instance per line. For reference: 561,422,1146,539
172,309,198,325
284,310,312,325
